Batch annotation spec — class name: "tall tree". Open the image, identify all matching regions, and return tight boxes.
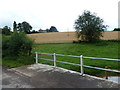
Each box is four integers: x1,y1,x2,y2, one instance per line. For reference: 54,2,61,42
22,21,32,34
13,21,17,31
49,26,58,32
17,21,32,34
2,26,11,35
17,23,22,31
74,10,107,42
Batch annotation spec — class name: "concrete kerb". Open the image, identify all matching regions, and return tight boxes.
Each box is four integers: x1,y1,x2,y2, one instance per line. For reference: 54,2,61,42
10,64,119,84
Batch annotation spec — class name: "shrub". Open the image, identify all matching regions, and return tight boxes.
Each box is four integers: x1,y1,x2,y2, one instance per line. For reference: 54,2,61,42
2,31,34,57
2,35,11,57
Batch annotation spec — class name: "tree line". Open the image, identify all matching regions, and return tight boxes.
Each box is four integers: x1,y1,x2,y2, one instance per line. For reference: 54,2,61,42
1,21,59,35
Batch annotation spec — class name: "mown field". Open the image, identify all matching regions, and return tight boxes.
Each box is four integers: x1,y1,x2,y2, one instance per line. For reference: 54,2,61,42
32,41,120,76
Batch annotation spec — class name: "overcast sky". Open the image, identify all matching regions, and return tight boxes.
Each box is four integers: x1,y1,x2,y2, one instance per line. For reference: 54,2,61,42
0,0,119,32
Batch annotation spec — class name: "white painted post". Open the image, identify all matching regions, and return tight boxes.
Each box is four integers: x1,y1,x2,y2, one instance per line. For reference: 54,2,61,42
80,55,84,75
36,52,38,64
54,53,56,67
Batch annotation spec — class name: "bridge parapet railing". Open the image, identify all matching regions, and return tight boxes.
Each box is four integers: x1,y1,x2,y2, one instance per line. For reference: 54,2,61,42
35,52,120,75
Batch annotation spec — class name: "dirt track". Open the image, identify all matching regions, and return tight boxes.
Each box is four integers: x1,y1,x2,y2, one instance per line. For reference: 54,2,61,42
27,31,119,43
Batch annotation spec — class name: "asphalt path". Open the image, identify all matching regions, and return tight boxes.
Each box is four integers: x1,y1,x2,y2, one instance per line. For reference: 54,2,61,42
1,64,120,88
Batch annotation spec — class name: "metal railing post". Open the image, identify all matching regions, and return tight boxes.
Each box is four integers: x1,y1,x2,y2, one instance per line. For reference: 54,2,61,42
80,55,84,75
54,53,56,67
36,52,38,64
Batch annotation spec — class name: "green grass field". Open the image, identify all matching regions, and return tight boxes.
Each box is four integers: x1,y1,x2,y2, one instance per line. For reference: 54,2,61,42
32,41,120,76
2,40,120,76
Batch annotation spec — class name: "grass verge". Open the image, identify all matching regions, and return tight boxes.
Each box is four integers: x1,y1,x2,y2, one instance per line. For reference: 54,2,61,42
2,55,35,68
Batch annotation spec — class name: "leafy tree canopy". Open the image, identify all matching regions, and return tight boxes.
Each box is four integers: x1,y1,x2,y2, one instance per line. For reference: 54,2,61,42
2,26,11,35
49,26,59,32
16,21,32,34
74,10,108,42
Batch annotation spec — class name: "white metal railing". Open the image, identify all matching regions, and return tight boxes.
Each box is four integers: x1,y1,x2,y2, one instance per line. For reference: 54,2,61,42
35,52,120,75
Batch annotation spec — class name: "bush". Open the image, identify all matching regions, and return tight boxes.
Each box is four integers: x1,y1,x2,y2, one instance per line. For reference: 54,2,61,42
2,35,11,57
2,31,34,57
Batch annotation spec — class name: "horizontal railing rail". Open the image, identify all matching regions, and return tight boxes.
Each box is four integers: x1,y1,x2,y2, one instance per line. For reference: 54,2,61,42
36,52,120,61
56,53,80,58
39,58,54,62
35,52,120,75
83,65,120,73
83,56,120,61
38,52,54,56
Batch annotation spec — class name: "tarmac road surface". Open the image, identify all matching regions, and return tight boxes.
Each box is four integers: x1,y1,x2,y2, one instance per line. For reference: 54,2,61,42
1,64,120,88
